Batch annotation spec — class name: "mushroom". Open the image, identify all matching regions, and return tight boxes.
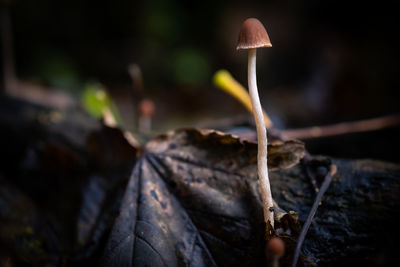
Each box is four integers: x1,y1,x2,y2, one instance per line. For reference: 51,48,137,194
138,98,155,133
128,63,144,93
236,18,274,227
266,237,285,267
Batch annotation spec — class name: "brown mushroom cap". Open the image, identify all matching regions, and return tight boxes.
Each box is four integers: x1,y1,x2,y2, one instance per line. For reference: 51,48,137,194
237,18,272,50
266,237,285,257
139,99,155,117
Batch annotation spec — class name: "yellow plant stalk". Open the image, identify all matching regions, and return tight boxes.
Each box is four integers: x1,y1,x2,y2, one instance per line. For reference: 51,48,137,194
213,69,273,128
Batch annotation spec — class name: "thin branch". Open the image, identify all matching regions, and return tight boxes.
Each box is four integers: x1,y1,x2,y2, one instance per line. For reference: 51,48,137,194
1,5,17,93
279,114,400,140
291,164,337,267
302,153,320,194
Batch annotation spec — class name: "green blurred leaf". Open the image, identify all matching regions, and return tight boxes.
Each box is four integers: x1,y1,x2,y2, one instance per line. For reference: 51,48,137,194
82,82,121,124
32,48,81,93
171,48,211,87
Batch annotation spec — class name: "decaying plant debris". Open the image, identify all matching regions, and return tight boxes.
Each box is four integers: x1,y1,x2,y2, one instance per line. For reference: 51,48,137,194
1,98,400,266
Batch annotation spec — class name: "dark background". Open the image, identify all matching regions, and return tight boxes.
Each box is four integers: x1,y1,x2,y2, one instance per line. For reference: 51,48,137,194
1,2,400,266
2,0,400,158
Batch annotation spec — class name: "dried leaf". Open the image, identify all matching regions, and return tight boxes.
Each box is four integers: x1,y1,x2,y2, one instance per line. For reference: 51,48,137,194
3,99,399,266
86,124,138,171
146,128,305,171
101,128,303,266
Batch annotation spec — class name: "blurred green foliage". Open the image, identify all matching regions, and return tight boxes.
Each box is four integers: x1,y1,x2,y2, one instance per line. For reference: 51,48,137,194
82,82,120,123
171,48,211,87
10,0,400,121
144,4,181,43
30,49,81,93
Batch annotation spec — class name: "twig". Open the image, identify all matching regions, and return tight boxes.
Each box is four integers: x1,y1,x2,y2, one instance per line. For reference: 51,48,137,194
302,153,320,193
291,164,337,267
280,114,400,140
1,5,17,94
128,64,144,93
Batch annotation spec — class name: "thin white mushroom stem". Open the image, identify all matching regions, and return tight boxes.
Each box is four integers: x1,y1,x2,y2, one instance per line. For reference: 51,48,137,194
138,115,151,133
271,257,279,267
248,48,274,227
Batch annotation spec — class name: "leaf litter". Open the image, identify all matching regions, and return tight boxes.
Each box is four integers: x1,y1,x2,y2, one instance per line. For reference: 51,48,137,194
1,100,400,266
